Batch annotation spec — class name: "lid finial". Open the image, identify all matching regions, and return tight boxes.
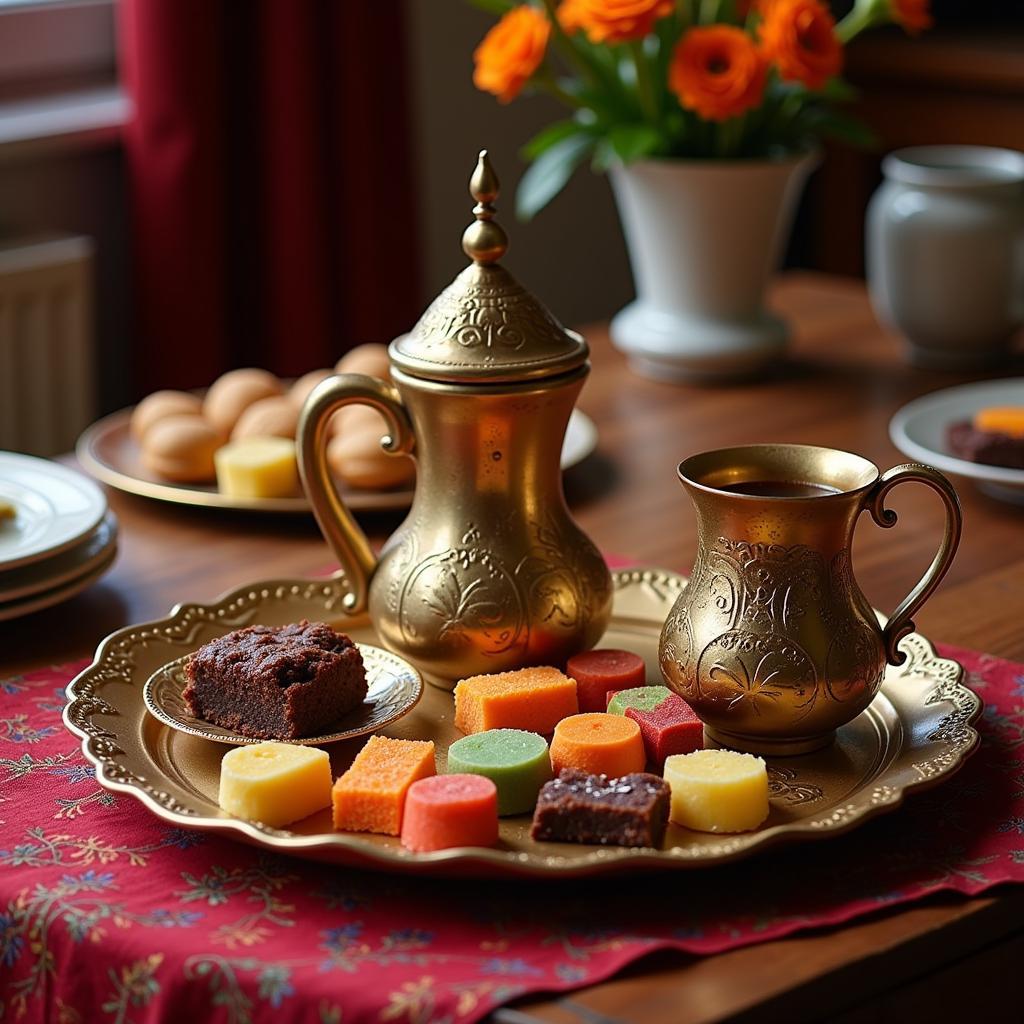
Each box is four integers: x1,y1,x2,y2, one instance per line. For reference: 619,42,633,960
461,150,508,265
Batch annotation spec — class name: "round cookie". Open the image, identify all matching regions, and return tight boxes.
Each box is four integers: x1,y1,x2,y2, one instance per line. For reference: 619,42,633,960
289,369,334,410
141,414,220,483
335,343,390,378
332,402,390,441
327,429,415,491
329,347,391,440
232,395,299,441
130,390,203,441
203,368,282,436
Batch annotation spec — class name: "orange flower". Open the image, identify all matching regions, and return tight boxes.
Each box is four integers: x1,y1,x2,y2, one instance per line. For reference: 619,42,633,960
569,0,674,45
473,6,551,104
669,26,767,123
558,0,587,34
890,0,932,34
759,0,842,90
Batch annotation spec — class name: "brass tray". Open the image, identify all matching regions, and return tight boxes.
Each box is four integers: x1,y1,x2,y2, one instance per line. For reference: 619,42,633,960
76,408,597,515
63,569,981,877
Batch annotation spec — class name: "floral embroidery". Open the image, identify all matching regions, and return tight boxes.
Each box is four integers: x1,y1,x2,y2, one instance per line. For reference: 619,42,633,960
0,826,191,868
101,954,164,1024
177,861,297,949
2,871,199,1018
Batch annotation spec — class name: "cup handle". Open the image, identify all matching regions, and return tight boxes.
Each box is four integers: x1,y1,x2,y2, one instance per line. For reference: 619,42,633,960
297,373,415,614
863,463,962,665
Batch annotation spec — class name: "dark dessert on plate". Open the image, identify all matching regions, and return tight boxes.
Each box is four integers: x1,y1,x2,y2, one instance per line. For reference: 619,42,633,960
947,407,1024,470
183,621,367,739
530,768,670,848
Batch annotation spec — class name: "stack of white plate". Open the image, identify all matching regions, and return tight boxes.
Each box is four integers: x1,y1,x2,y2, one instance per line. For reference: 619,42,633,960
0,452,117,621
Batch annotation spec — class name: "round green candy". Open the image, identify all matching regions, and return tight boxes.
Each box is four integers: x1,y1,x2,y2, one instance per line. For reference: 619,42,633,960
446,729,552,816
607,685,672,716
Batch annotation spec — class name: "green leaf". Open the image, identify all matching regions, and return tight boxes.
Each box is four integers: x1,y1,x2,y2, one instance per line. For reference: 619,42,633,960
591,137,616,173
521,120,588,160
464,0,516,15
607,122,663,163
802,106,877,148
820,77,859,103
819,113,877,148
516,133,595,220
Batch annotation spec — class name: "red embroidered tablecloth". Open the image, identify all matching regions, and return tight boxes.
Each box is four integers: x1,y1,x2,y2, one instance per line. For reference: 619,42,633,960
1,645,1021,1023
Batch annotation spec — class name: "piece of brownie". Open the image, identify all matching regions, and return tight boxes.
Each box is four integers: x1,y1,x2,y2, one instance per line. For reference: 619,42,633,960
947,420,1024,470
530,768,670,848
183,621,367,739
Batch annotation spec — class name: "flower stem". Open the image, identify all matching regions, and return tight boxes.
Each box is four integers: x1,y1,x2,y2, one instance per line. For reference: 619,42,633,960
835,5,880,44
534,68,584,109
630,40,659,123
540,0,602,87
717,112,746,157
698,0,722,25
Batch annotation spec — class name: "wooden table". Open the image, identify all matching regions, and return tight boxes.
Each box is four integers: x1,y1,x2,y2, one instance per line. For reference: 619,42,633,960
7,274,1024,1021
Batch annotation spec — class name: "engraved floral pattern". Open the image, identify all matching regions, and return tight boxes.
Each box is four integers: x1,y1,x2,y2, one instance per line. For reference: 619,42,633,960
767,767,824,805
662,536,886,736
403,270,573,370
517,510,611,636
389,517,610,665
697,630,815,714
396,525,527,657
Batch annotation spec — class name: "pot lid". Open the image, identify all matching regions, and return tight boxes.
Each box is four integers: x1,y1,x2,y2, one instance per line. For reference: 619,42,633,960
390,151,588,384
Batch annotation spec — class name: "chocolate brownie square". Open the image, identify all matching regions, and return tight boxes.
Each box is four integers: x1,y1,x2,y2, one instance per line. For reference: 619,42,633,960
947,420,1024,470
183,621,367,739
530,768,670,848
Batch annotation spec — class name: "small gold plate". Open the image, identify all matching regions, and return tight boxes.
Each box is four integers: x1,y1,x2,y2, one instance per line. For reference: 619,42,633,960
142,643,423,746
63,570,981,877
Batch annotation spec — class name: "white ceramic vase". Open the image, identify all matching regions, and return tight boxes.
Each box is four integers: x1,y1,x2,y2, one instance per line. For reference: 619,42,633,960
609,152,818,383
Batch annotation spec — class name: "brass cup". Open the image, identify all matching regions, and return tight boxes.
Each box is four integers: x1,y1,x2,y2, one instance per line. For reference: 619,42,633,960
658,443,962,755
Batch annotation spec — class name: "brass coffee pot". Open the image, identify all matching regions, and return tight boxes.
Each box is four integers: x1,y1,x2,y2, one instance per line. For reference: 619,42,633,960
298,152,613,682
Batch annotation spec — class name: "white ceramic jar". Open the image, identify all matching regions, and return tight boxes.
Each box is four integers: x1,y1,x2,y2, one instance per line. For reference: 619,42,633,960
867,145,1024,369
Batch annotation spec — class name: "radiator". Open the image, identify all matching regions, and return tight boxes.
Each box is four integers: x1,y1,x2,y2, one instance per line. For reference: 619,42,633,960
0,235,95,457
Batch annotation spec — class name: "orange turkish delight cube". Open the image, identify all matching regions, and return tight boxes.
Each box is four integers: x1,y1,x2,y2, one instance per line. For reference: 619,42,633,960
974,407,1024,438
332,735,436,835
454,666,578,735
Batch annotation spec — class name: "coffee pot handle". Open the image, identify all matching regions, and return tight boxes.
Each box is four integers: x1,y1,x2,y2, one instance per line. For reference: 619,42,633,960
297,373,415,614
863,463,963,664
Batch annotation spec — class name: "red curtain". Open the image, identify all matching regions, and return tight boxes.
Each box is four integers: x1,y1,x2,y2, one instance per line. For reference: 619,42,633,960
119,0,421,395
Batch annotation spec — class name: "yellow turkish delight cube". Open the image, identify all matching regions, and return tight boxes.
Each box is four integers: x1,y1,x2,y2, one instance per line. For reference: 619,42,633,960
218,741,332,827
214,437,298,499
664,749,769,833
